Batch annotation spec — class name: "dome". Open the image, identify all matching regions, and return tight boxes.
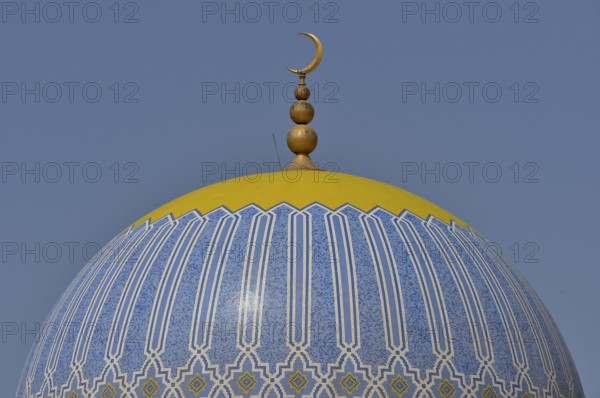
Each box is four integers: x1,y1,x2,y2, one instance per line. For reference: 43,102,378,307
17,171,583,397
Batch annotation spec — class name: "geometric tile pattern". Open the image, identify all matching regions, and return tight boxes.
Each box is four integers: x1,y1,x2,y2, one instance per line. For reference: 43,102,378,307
340,371,361,394
141,377,159,398
288,370,308,394
187,373,207,396
483,384,499,398
439,378,456,398
99,383,116,398
16,203,584,397
391,373,410,396
236,371,257,394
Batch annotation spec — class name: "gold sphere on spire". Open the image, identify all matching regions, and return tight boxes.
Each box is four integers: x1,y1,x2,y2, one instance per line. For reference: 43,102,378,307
290,101,314,124
294,85,311,101
287,125,318,154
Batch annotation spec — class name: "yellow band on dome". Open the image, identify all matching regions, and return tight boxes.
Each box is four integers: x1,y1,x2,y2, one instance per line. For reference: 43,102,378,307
131,171,468,228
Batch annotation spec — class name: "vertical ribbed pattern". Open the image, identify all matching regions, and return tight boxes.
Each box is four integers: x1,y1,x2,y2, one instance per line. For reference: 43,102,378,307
17,204,584,398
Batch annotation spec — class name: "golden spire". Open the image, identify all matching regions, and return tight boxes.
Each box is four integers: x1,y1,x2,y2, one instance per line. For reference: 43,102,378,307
284,33,322,170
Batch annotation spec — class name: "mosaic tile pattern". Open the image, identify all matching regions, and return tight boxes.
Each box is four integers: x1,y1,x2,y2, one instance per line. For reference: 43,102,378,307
17,203,583,397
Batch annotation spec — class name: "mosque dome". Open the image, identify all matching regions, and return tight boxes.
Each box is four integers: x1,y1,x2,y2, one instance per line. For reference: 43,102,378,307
17,34,583,398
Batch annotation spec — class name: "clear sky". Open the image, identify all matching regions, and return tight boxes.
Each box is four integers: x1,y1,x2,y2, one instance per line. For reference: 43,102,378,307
1,0,598,395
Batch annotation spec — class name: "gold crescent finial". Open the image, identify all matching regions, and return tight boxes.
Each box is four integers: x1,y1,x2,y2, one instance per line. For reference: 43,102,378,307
286,32,323,75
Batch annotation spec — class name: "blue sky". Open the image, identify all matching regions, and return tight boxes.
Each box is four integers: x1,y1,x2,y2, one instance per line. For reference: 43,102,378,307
1,0,598,395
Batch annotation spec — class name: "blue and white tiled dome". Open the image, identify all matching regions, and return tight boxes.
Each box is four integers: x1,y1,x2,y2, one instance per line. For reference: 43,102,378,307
17,171,583,397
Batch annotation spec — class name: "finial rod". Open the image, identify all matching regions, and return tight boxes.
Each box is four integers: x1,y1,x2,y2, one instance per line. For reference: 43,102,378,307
284,33,322,170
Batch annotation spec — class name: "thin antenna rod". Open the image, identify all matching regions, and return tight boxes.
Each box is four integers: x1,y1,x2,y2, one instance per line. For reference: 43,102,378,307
272,133,282,170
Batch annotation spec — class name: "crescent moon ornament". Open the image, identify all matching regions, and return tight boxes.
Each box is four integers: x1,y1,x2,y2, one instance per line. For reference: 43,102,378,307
286,32,323,75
